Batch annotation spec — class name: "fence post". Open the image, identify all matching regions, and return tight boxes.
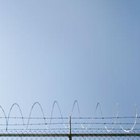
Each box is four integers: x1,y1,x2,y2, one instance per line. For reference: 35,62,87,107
69,116,72,140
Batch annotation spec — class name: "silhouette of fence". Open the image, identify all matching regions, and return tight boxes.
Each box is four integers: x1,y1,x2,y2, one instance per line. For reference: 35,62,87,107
0,116,139,140
0,101,139,139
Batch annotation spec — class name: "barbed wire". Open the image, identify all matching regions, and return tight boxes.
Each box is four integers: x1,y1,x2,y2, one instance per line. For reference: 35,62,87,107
0,101,139,133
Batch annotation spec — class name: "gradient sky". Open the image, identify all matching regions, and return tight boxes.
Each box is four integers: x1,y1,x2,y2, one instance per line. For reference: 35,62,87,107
0,0,140,117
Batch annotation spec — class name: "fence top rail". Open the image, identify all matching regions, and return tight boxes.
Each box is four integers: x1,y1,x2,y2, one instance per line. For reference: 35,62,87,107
0,133,139,137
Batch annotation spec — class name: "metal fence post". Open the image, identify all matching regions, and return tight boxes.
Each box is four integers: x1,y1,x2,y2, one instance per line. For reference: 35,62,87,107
69,116,72,140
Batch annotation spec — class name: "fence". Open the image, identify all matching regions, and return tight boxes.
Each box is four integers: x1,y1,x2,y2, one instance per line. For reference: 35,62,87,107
0,102,139,139
0,116,139,140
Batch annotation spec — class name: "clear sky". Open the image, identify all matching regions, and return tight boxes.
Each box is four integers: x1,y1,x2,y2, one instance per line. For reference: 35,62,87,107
0,0,140,117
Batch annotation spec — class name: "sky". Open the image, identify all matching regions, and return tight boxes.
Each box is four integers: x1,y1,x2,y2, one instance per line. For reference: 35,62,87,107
0,0,140,118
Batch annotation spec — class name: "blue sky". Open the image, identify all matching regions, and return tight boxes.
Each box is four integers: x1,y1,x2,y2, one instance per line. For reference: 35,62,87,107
0,0,140,117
